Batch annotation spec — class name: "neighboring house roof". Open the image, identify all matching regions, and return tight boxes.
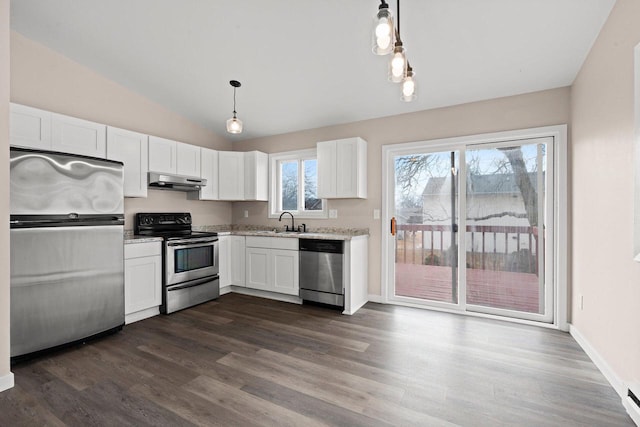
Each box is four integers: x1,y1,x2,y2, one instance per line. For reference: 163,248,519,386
422,173,540,196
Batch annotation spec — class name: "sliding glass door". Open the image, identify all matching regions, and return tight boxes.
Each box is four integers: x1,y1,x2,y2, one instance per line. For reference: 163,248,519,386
393,151,459,305
387,136,554,323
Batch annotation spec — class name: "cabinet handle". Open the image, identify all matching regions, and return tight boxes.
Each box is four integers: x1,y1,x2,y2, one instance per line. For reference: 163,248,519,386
391,217,397,236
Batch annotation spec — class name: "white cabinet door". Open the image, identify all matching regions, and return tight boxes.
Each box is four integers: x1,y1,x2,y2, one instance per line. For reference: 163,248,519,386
125,254,162,315
51,113,106,158
106,126,148,198
10,103,51,150
246,247,270,291
148,135,177,174
317,137,367,199
124,242,162,324
199,148,219,200
244,151,268,201
272,249,299,296
219,235,231,288
317,140,336,199
218,151,245,200
336,139,357,198
230,236,246,286
177,142,201,177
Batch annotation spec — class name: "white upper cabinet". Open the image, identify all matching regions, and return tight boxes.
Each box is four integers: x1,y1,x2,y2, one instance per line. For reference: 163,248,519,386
198,148,219,200
218,151,268,201
9,103,52,150
106,126,149,198
10,104,107,158
148,135,177,174
176,142,201,177
218,151,246,200
148,136,201,177
244,151,268,201
51,113,107,158
317,137,367,199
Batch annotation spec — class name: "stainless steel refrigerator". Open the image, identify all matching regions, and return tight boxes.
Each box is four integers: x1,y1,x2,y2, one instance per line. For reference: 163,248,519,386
10,147,125,360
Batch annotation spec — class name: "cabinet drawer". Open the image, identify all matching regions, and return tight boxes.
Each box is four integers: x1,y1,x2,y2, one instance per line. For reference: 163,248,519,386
245,236,298,250
125,241,162,259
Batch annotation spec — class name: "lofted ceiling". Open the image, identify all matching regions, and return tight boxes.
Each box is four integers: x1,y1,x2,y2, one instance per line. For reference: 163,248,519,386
10,0,616,141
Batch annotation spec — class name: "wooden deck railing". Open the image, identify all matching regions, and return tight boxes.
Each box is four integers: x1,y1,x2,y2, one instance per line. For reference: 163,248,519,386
396,223,539,274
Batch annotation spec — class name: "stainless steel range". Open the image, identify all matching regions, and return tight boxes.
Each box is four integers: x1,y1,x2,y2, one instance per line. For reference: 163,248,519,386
134,213,219,314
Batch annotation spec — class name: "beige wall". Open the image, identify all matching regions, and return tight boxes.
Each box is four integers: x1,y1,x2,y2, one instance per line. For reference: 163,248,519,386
10,32,234,229
0,0,10,379
571,0,640,387
233,87,571,297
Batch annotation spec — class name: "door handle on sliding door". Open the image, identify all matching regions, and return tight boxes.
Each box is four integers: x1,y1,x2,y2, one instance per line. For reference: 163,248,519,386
391,217,397,236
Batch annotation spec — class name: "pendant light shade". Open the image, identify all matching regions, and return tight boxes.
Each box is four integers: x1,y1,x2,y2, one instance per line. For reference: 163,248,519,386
372,1,394,55
388,41,407,83
226,115,243,134
401,63,417,102
226,80,243,134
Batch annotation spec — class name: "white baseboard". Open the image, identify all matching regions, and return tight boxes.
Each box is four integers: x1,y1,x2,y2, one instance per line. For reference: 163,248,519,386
230,286,302,305
569,324,625,396
125,306,160,325
220,285,233,296
569,324,639,425
367,294,383,303
623,385,640,426
0,372,14,393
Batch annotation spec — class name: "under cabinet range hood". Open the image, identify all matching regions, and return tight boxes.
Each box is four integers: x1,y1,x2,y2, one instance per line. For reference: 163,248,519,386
148,172,206,191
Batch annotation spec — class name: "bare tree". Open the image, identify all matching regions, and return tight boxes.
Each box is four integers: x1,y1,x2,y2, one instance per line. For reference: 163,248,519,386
396,147,539,226
498,147,538,226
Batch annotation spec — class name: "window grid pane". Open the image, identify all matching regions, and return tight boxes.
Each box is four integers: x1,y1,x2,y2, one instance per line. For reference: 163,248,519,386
280,161,298,211
303,159,321,211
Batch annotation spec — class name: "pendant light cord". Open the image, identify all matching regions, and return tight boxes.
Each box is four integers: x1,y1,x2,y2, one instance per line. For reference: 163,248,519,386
233,88,237,115
397,0,400,37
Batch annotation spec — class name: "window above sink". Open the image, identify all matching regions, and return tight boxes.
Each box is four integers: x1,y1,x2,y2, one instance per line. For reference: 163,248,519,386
268,148,328,219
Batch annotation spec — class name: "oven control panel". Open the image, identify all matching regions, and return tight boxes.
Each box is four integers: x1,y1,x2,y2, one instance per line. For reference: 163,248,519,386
137,213,192,226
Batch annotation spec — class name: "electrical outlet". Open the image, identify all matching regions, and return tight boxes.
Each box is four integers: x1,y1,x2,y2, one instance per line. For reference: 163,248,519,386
243,210,249,218
373,209,381,219
329,209,338,219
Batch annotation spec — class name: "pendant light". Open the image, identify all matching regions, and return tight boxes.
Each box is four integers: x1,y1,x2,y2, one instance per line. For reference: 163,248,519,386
401,63,417,101
389,37,407,83
371,0,417,101
226,80,243,134
372,1,394,55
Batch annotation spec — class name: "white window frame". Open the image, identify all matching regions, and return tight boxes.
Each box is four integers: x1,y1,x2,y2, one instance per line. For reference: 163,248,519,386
269,148,328,219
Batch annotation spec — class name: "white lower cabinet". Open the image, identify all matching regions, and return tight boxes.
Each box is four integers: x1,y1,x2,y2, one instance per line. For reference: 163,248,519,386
245,237,299,296
124,241,162,324
219,235,246,290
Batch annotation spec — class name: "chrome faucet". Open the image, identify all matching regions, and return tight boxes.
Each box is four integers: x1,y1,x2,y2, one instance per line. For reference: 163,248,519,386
279,211,295,232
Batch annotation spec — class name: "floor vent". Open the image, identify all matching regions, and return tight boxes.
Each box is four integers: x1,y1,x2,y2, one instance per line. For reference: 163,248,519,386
624,387,640,425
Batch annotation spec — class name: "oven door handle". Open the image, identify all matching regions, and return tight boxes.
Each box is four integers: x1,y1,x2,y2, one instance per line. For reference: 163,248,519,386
167,239,217,247
167,276,218,292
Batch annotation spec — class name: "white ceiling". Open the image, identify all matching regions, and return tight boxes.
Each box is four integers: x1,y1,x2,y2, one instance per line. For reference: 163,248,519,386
10,0,616,141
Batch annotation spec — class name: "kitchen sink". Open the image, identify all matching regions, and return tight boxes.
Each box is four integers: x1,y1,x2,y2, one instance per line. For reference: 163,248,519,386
253,230,300,235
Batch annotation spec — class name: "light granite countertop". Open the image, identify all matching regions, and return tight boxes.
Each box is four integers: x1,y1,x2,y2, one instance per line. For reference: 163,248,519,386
123,232,163,244
196,224,368,241
124,225,368,243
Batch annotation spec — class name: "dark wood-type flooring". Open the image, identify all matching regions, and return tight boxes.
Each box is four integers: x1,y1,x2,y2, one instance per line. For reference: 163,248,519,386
0,293,633,426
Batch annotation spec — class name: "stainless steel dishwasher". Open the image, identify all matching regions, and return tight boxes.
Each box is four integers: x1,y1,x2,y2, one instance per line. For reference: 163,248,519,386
299,239,344,307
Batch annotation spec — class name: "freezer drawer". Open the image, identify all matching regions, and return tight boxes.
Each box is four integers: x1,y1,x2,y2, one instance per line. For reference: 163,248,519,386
10,225,124,358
